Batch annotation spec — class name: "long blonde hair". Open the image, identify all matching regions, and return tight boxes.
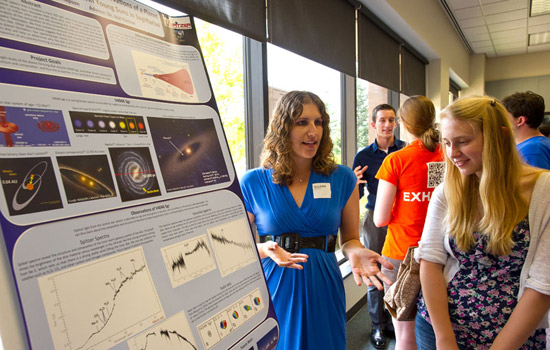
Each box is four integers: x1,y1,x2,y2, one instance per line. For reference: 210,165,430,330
441,96,532,255
399,96,439,152
260,91,336,185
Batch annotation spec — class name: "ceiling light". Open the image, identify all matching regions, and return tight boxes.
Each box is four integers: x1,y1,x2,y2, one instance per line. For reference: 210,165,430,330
530,0,550,17
529,32,550,45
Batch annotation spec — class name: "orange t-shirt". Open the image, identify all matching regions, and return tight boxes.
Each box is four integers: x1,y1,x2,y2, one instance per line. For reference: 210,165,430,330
376,140,445,260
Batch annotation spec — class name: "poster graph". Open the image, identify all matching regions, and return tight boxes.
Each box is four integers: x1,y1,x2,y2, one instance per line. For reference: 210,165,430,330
207,218,256,277
127,310,197,350
38,247,164,350
161,234,217,288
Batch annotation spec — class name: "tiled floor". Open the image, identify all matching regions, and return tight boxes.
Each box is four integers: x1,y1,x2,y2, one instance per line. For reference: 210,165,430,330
346,303,396,350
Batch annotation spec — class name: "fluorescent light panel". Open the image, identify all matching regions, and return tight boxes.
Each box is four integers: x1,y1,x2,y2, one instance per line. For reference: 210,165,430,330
135,0,186,16
530,0,550,16
529,32,550,45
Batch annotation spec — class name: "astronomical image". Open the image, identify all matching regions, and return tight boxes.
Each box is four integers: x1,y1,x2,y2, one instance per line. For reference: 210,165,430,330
69,111,147,135
0,106,70,147
57,155,116,204
148,117,230,192
108,147,161,202
0,157,63,216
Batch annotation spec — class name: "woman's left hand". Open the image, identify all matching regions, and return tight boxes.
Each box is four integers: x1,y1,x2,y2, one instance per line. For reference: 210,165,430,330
348,248,393,290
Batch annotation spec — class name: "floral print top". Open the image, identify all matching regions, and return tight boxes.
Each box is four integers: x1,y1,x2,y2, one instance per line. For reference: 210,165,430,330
416,217,546,349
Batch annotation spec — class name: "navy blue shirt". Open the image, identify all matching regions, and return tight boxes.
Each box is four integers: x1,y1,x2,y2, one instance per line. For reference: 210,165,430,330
352,138,406,210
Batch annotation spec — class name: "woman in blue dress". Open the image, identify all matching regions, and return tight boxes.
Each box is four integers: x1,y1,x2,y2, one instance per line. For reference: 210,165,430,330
240,90,393,350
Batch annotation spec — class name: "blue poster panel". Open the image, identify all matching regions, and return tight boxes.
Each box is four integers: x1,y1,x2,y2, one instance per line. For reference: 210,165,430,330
0,1,278,349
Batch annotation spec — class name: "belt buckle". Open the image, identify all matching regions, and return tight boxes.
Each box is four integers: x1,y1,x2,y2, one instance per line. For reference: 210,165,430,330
279,233,300,253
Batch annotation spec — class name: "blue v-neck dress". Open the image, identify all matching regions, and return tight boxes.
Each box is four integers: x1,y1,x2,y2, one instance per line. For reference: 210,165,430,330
240,165,356,350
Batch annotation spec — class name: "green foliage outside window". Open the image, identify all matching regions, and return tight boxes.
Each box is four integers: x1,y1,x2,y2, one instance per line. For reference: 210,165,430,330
195,20,246,174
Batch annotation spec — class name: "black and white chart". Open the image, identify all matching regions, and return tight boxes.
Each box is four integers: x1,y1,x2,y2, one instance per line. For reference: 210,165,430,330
161,234,217,288
207,218,256,278
38,247,165,350
127,310,196,350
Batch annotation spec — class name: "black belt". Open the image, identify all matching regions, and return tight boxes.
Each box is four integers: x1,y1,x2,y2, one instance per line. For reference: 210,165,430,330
259,233,336,253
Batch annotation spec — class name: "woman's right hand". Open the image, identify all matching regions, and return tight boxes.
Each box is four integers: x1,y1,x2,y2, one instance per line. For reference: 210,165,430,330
261,241,308,269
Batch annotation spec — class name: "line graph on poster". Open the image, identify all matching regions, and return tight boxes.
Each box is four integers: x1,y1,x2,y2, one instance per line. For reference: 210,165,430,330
37,247,165,350
161,234,217,288
132,50,199,103
127,310,197,350
207,218,257,278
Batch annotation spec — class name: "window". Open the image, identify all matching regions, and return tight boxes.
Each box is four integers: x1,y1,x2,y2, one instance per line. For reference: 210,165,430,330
136,1,247,177
267,44,342,163
195,20,246,176
356,78,389,224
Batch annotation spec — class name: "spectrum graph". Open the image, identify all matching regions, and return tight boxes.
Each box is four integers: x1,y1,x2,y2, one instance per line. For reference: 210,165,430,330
37,247,164,350
161,234,216,287
207,218,256,277
128,310,197,350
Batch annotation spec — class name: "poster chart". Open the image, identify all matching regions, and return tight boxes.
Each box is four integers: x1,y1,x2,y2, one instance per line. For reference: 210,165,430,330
0,0,278,349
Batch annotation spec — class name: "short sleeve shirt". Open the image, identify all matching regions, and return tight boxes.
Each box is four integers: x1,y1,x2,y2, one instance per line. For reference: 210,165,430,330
376,140,445,260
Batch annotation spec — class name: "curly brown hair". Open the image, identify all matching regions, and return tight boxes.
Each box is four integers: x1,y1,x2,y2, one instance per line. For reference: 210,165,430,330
260,91,336,185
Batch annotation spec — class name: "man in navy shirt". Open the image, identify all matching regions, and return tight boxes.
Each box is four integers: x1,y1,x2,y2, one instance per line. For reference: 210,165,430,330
353,104,405,349
502,91,550,169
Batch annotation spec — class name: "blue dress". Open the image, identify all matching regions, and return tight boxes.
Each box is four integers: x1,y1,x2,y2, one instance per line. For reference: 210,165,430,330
240,165,356,350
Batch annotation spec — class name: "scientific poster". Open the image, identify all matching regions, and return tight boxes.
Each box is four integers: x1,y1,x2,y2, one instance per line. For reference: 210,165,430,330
0,0,278,349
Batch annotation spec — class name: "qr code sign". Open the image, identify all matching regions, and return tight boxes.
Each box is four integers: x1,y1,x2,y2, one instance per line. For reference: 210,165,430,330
427,162,445,188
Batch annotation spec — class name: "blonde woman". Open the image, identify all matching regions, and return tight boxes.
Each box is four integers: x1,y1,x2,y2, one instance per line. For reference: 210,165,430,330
416,96,550,349
374,95,444,349
240,91,393,350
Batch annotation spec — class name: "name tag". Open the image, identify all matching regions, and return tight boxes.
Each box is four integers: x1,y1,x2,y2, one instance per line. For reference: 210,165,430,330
313,183,331,199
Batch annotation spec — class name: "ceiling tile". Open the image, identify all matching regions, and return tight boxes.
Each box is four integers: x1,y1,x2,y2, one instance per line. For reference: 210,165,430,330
496,47,527,56
482,0,527,15
495,42,527,51
459,17,487,28
490,29,526,39
447,0,481,11
470,40,493,47
473,45,495,53
529,14,550,26
442,0,550,57
488,19,527,32
492,37,526,45
528,43,550,52
464,26,490,35
454,6,483,20
529,23,550,33
485,11,526,24
466,32,492,41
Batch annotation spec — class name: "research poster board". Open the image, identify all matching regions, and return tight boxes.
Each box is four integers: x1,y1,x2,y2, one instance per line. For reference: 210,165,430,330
0,1,279,349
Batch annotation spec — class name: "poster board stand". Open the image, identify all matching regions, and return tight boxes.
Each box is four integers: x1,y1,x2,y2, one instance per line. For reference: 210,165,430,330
0,1,278,349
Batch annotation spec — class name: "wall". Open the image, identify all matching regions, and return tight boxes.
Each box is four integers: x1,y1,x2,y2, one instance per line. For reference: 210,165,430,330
486,75,550,112
361,0,473,111
486,51,550,82
484,51,550,110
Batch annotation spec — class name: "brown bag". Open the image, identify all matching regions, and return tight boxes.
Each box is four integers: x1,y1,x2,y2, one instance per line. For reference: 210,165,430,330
383,246,420,321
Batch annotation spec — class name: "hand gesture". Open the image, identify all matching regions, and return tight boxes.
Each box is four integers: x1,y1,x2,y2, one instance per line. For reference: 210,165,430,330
353,165,368,186
348,247,393,290
263,241,308,270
